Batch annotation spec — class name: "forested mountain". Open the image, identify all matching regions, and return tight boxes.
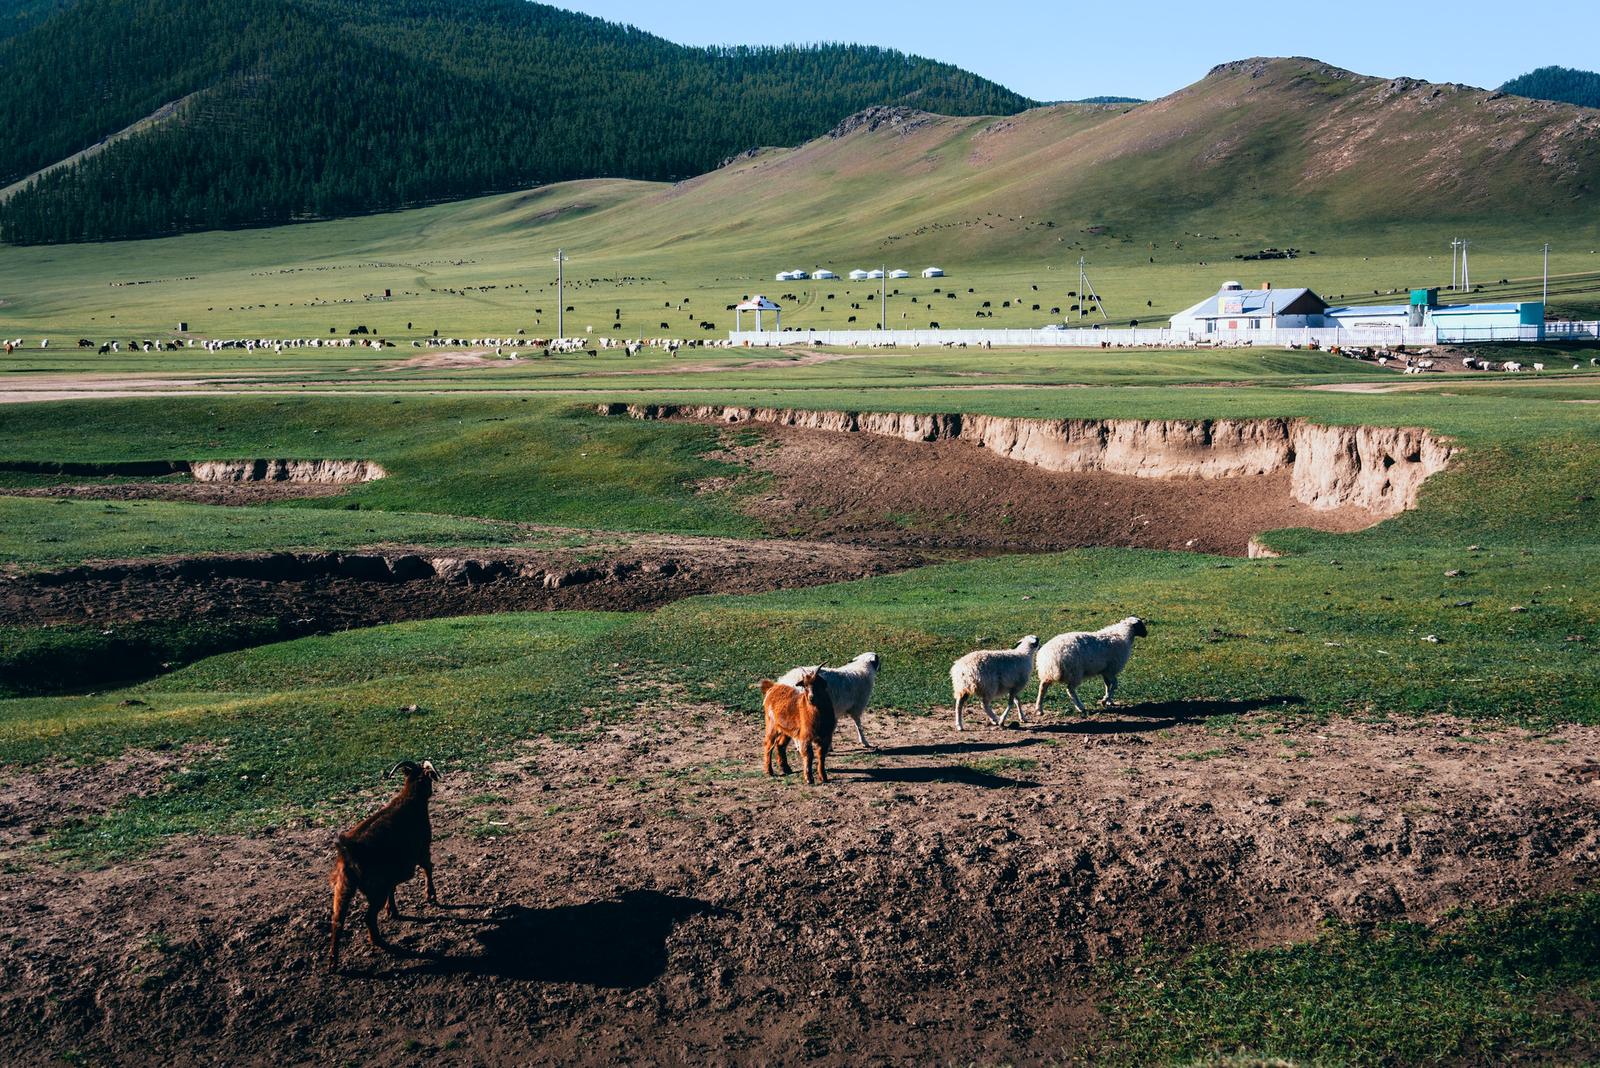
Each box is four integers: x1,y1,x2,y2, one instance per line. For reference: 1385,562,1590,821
0,0,66,40
1500,66,1600,110
0,0,1033,244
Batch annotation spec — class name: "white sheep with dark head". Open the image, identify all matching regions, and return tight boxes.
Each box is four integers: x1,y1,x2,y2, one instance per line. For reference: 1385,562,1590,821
1034,617,1149,717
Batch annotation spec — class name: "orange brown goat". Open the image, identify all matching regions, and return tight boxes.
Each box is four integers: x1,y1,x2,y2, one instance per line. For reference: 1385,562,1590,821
327,760,441,972
761,670,837,785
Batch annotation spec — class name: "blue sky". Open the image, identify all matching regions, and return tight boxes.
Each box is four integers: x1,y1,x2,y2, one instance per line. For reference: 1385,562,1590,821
556,0,1599,102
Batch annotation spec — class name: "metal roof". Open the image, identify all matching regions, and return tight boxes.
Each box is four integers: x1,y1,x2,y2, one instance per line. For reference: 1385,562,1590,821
1178,286,1324,319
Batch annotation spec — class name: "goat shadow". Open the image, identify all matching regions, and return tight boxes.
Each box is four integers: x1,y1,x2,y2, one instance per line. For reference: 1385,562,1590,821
1030,695,1304,735
418,889,725,988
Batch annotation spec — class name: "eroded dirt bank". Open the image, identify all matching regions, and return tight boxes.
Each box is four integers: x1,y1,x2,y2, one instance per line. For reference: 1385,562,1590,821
712,424,1378,556
0,538,925,631
603,404,1455,516
1,711,1594,1066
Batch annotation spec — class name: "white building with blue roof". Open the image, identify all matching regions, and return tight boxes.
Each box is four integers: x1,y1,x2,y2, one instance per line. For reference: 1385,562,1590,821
1170,281,1331,333
1174,281,1544,341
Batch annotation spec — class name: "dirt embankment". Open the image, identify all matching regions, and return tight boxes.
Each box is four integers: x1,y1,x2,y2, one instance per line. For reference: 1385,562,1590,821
603,404,1455,518
1,711,1594,1065
0,458,386,483
0,538,925,632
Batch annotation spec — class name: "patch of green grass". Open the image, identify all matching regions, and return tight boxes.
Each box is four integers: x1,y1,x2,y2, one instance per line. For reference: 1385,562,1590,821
1096,894,1600,1066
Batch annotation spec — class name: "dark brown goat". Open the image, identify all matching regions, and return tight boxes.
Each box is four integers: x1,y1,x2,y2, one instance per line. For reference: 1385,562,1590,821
761,671,837,785
327,760,441,971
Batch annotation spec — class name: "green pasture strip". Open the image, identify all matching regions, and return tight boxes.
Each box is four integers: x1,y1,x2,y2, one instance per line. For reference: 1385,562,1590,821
0,496,524,570
0,613,633,858
1095,894,1600,1066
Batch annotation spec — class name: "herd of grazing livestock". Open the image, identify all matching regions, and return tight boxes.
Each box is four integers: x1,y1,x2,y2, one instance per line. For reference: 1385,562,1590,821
328,618,1147,969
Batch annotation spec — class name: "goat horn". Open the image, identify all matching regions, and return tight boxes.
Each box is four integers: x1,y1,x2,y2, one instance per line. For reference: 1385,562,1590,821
385,761,407,778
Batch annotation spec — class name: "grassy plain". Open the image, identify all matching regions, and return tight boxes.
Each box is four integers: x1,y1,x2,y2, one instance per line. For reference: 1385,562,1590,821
2,335,1598,1063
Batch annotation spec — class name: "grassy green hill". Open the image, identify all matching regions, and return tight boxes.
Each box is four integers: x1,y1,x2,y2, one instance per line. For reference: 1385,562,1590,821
0,0,1033,244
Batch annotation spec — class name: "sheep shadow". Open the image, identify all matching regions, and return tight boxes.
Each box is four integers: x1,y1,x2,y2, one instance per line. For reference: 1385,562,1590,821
836,765,1039,789
1032,696,1303,735
877,738,1044,758
419,889,725,988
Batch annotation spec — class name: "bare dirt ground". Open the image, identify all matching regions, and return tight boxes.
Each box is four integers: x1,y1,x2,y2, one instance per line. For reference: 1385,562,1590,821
719,424,1377,557
2,708,1595,1066
0,536,927,630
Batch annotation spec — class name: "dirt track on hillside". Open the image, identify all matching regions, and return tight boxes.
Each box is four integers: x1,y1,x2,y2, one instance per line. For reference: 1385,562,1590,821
2,709,1595,1065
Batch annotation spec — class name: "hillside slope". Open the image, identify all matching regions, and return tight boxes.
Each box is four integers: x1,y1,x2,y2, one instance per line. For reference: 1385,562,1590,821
522,57,1600,267
0,0,1033,244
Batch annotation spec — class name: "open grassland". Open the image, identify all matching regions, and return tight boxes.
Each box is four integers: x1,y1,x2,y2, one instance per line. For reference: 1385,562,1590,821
3,174,1600,344
1,348,1598,1064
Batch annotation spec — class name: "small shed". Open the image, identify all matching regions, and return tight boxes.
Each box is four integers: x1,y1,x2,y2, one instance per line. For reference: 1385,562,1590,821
735,295,781,332
922,267,944,278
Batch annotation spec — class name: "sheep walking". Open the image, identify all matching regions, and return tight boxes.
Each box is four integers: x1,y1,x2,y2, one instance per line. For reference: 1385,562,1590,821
778,652,879,747
950,636,1039,731
1033,617,1149,718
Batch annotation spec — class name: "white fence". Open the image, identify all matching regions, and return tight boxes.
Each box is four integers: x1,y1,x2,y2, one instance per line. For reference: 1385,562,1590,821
728,323,1575,348
1544,321,1600,340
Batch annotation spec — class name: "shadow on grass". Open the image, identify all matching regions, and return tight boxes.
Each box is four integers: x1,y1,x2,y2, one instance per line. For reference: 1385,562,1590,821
413,889,726,988
835,765,1039,789
1032,696,1302,735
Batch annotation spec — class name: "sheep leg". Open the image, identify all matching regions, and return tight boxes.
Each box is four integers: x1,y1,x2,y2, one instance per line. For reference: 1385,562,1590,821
1010,691,1028,726
1101,674,1119,707
980,696,1001,727
1034,679,1051,718
328,869,355,972
1066,684,1089,715
851,713,871,748
955,695,967,732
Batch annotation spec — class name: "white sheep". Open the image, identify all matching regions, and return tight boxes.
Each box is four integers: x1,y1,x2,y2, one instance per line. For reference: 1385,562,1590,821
778,652,880,748
950,636,1038,731
1033,617,1149,718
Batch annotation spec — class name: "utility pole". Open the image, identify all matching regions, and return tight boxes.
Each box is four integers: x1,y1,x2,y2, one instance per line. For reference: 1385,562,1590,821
553,248,568,337
881,264,887,332
1077,257,1108,322
1542,242,1551,307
